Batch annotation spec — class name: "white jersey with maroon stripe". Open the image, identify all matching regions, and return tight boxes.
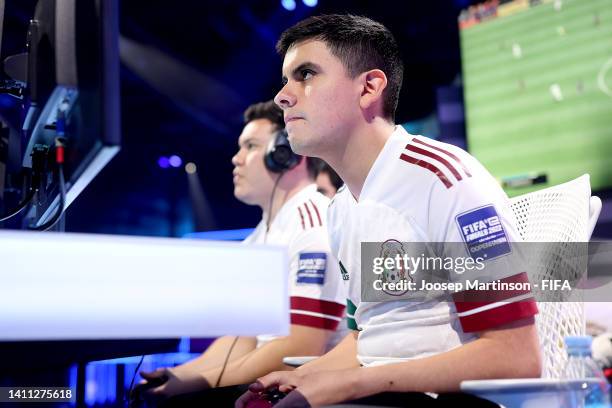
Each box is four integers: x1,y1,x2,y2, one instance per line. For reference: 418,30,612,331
244,184,348,350
328,126,537,367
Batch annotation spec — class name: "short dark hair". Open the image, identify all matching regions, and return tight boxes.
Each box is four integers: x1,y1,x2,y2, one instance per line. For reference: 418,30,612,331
276,14,404,121
316,161,343,190
243,100,319,180
305,157,323,180
243,100,284,131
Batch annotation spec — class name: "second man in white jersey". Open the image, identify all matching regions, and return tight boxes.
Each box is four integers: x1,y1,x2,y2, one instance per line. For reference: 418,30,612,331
136,100,347,406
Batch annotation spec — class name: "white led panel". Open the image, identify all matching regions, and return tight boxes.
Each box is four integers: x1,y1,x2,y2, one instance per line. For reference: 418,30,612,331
0,231,289,340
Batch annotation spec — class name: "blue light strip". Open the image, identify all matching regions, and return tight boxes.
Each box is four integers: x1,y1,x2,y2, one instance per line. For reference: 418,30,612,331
184,228,254,241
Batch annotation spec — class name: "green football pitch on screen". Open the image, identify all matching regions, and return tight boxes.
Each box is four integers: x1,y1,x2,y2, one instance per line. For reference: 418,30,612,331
461,0,612,196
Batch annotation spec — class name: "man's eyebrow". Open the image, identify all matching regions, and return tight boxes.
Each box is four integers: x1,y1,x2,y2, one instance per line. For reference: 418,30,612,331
238,136,258,147
282,62,322,83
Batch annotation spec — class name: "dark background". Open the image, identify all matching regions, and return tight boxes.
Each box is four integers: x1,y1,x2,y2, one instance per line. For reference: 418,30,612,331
3,0,609,237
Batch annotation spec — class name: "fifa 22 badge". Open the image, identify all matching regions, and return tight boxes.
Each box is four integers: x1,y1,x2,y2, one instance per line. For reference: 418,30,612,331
297,252,327,284
379,239,411,296
456,205,511,260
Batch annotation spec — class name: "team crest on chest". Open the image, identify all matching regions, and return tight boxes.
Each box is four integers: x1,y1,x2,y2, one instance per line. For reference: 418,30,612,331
379,239,411,296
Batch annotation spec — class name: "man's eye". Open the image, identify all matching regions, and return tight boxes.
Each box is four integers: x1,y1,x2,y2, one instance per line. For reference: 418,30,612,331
300,69,314,80
246,143,256,150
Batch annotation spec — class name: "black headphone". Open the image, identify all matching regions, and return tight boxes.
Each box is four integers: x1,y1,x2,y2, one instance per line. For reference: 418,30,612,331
264,129,301,173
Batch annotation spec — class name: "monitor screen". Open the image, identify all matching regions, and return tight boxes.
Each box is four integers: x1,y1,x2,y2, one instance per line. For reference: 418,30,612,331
0,0,120,229
460,0,612,196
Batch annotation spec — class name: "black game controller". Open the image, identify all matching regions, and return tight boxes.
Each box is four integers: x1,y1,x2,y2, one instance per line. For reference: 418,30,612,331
245,387,288,407
129,374,168,407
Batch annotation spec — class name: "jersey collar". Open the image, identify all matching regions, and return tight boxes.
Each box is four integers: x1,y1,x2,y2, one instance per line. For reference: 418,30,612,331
346,125,409,203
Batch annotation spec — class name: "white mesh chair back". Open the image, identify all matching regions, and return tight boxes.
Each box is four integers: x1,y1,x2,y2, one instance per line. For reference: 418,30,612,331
509,174,595,378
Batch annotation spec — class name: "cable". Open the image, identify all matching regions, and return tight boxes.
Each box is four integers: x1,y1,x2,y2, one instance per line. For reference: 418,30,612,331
0,188,36,222
209,171,287,388
212,169,290,388
0,145,48,224
29,164,65,231
215,336,240,388
215,171,287,386
215,172,288,387
126,355,146,408
265,171,286,236
28,138,66,231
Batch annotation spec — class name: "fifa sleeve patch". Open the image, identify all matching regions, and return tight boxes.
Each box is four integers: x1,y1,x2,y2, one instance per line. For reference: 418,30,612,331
297,252,327,284
455,205,511,260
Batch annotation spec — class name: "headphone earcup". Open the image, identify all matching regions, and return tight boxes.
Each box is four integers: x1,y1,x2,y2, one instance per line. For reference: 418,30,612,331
264,129,301,173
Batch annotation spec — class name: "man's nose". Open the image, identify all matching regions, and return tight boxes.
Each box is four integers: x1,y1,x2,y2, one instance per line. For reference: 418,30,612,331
231,150,243,166
274,84,296,110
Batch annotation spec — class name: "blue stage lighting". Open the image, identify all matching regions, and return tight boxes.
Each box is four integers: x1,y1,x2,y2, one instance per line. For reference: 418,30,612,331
158,156,170,169
281,0,296,11
169,155,182,168
303,0,317,7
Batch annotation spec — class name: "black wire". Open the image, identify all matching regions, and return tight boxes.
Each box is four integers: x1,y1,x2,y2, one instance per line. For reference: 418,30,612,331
215,336,240,388
215,171,287,388
213,171,287,388
0,187,36,223
265,171,286,236
217,171,284,387
126,355,146,407
28,163,66,231
1,144,48,224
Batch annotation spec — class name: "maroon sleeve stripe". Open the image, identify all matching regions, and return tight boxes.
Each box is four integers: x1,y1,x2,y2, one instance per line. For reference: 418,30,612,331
412,137,472,177
309,199,323,226
453,272,533,312
303,203,315,227
291,313,340,330
290,296,346,318
399,153,453,188
406,144,463,182
458,299,538,332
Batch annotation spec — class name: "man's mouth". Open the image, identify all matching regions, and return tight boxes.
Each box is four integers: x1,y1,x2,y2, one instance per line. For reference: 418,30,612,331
285,116,304,123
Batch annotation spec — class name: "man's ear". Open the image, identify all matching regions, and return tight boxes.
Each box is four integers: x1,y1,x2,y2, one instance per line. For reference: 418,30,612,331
359,69,388,113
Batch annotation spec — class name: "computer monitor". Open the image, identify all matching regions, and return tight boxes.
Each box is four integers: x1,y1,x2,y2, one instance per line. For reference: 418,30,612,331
0,0,120,229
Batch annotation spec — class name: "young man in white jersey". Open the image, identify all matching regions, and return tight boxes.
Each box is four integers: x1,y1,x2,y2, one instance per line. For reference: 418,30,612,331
236,15,541,408
134,100,346,406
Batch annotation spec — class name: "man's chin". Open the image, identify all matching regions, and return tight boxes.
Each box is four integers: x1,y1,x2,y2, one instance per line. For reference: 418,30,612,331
233,188,247,202
234,190,256,206
287,135,312,156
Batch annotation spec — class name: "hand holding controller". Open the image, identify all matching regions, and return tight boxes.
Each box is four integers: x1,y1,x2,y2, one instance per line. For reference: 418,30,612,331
244,387,288,407
129,373,169,406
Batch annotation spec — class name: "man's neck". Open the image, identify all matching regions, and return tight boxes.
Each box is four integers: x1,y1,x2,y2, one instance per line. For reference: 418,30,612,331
328,118,396,201
262,177,313,227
